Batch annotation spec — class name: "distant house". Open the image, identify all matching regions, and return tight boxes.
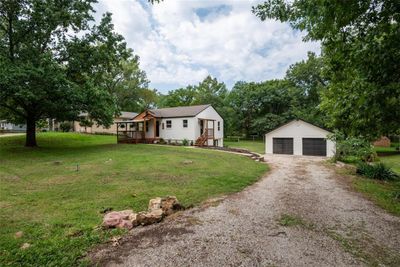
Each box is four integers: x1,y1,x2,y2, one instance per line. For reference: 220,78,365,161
0,120,26,132
73,112,138,134
116,104,224,147
265,119,335,157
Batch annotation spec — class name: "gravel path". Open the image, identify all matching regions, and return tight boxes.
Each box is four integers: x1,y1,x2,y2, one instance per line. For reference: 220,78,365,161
89,155,400,267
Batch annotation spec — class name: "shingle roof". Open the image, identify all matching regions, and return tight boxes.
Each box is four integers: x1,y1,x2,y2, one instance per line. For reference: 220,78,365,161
119,111,138,119
148,104,210,118
79,111,138,120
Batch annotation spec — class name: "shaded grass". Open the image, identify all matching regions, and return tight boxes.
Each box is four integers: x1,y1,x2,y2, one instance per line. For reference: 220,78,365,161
351,155,400,216
353,178,400,216
379,154,400,174
224,139,265,154
0,133,268,266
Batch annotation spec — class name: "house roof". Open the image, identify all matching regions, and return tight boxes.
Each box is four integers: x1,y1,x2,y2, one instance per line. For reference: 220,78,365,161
147,104,211,118
265,119,332,136
79,111,138,120
119,111,138,119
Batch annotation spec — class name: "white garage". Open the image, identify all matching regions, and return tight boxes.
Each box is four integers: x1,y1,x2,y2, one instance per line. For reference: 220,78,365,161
265,120,335,157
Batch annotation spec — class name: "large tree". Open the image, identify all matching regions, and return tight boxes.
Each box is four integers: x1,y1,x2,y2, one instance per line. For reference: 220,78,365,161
254,0,400,139
114,56,156,112
285,52,328,127
0,0,132,146
227,80,295,137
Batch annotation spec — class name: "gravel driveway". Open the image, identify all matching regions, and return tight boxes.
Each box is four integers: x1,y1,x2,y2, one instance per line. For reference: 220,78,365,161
89,155,400,267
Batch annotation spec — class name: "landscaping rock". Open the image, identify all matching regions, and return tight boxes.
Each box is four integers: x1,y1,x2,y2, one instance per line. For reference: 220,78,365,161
102,210,136,230
148,197,162,211
160,196,183,216
102,212,122,228
15,231,23,239
20,243,31,250
119,209,134,220
116,220,133,230
137,209,164,226
128,213,139,227
182,160,193,164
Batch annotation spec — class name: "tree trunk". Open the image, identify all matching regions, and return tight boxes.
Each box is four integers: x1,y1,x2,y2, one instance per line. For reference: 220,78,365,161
25,116,37,147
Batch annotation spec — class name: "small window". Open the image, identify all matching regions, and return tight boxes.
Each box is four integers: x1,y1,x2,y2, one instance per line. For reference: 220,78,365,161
166,120,172,128
217,121,220,131
183,119,188,128
162,123,165,130
145,122,149,132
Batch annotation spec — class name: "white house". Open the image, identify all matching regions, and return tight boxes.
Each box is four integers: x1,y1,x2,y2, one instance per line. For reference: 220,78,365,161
116,104,224,147
73,112,138,134
265,119,335,157
0,120,26,132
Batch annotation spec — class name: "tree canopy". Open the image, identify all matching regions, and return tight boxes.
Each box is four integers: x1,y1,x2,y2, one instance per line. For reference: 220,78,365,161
253,0,400,139
0,0,141,146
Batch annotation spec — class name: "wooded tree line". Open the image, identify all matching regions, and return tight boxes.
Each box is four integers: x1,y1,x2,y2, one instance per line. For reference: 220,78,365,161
1,0,398,147
152,52,326,138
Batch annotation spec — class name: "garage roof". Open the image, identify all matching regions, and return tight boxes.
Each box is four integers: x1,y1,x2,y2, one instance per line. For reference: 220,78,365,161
265,119,332,136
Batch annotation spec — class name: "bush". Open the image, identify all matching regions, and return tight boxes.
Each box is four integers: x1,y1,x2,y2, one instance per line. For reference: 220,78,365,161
59,122,72,132
159,138,166,144
329,131,377,162
182,139,189,146
356,162,399,181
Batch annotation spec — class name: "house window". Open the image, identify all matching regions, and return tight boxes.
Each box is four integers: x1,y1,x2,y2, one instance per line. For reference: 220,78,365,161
166,120,172,128
218,121,220,131
145,122,149,132
162,123,165,130
183,119,188,128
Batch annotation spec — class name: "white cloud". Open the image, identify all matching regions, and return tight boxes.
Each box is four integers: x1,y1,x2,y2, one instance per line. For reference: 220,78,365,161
96,0,320,92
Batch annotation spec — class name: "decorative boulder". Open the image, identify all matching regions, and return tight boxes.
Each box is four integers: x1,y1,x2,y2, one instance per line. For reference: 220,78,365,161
148,197,162,211
116,220,133,230
102,210,136,230
102,211,123,228
137,209,164,226
160,196,183,216
129,212,139,227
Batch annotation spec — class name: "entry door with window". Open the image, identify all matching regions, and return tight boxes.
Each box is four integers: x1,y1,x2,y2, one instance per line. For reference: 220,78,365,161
302,138,326,156
273,138,294,155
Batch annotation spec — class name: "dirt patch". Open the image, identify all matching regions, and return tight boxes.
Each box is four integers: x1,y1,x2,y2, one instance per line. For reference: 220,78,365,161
88,222,194,266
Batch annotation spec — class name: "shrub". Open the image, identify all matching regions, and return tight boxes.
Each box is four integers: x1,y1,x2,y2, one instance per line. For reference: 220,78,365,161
159,138,166,144
182,139,189,146
59,122,72,132
356,162,399,181
329,131,377,162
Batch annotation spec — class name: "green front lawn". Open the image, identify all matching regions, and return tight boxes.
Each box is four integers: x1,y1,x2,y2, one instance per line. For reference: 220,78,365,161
224,139,265,154
0,133,268,266
379,154,400,174
352,154,400,216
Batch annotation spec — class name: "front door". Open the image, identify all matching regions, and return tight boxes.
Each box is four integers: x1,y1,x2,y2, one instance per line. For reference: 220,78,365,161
200,120,204,135
156,121,160,137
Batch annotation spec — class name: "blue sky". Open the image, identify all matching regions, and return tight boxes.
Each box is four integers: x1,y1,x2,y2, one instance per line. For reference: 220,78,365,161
95,0,320,93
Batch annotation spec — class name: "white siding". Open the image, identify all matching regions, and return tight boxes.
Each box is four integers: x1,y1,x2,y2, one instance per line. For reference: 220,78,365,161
265,120,335,157
158,117,197,143
195,106,224,147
